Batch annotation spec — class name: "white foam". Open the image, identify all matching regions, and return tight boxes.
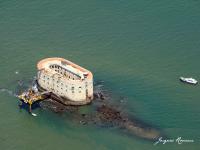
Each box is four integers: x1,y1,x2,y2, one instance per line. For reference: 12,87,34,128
0,88,17,97
31,113,37,117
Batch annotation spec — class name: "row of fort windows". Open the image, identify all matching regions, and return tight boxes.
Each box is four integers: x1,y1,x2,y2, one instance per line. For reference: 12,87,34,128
42,78,83,94
49,64,80,80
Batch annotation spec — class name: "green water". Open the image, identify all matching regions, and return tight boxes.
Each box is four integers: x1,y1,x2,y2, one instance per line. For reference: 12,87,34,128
0,0,200,149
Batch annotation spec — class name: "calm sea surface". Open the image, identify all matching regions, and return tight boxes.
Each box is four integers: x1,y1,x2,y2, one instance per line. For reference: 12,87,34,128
0,0,200,149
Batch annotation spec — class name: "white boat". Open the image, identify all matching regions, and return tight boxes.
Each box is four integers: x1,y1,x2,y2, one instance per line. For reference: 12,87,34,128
179,77,198,85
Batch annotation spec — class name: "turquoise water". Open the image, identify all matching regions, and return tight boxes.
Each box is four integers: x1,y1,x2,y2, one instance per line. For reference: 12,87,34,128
0,0,200,149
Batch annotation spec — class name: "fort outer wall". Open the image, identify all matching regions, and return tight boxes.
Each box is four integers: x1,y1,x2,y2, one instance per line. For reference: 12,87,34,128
37,58,93,105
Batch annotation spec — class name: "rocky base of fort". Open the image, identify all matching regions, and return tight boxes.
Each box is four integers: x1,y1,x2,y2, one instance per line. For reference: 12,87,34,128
15,79,163,141
39,88,162,140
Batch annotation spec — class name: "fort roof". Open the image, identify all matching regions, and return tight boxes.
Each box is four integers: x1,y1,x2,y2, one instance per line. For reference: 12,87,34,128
37,57,93,80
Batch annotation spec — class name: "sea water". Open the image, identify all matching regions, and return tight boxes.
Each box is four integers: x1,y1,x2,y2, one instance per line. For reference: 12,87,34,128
0,0,200,149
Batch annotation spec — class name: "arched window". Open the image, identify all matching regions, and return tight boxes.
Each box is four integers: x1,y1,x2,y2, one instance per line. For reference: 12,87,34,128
71,86,75,94
79,87,82,93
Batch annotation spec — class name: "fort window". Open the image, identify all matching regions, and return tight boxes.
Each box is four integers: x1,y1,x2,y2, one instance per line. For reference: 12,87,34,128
71,86,75,93
78,87,82,93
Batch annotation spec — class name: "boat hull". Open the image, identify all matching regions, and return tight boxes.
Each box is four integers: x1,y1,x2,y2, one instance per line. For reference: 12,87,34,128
179,78,198,85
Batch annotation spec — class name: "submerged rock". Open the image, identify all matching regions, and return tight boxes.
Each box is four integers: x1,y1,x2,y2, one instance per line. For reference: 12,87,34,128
16,79,162,140
40,99,78,113
39,91,161,140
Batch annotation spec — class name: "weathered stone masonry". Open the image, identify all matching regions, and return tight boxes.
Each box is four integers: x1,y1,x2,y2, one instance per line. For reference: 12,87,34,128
37,58,93,105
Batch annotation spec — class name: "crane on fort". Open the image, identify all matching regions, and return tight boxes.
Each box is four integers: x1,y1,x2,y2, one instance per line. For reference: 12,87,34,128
18,84,51,114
